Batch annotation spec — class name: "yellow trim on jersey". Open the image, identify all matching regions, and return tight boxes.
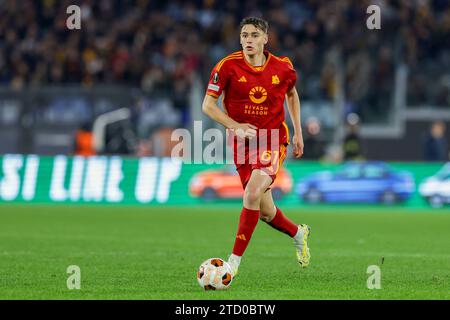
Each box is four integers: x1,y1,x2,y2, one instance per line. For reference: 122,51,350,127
243,52,272,72
228,50,243,56
275,144,287,175
216,56,242,72
206,92,219,98
216,52,243,72
282,121,290,144
273,55,294,69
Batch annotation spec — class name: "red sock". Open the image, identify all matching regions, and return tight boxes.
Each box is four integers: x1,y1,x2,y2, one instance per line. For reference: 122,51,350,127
267,207,298,237
232,207,260,256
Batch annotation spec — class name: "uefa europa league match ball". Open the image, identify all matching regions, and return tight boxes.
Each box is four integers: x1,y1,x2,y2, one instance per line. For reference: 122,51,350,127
197,258,233,290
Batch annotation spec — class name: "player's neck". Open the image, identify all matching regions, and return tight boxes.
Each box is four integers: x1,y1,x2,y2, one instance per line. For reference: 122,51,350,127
244,51,266,67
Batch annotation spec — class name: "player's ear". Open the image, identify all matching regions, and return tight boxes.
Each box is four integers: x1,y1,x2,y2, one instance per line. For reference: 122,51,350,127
263,33,268,44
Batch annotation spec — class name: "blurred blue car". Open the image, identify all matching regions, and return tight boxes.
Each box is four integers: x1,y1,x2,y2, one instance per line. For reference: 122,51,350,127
296,161,415,204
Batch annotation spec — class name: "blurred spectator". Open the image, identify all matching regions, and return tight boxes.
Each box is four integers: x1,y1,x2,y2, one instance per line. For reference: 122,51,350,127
302,117,326,160
423,121,448,161
0,0,449,136
129,96,182,156
151,127,179,157
343,113,364,161
74,121,95,156
103,119,137,155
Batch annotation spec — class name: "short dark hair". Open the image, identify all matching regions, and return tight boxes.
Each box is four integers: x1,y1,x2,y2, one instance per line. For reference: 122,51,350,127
239,17,269,34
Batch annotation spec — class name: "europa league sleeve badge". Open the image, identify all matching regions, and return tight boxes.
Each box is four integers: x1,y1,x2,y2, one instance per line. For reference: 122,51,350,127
212,72,219,84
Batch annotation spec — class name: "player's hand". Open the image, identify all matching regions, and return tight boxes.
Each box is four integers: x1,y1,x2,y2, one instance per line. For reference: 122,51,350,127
292,132,304,158
233,123,257,139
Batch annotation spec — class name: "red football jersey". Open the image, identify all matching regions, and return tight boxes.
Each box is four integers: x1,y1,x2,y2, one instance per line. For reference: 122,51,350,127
206,50,297,145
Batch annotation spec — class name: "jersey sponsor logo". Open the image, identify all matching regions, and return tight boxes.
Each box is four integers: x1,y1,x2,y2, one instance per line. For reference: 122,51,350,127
272,75,280,85
208,84,220,92
212,72,219,84
249,86,267,104
244,104,268,116
238,76,247,82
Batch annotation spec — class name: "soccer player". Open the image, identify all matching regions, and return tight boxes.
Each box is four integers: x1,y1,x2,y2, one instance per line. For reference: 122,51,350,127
202,17,310,276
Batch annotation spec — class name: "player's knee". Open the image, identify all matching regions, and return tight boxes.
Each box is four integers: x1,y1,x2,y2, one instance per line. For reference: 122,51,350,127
259,205,276,222
244,186,263,205
259,211,272,222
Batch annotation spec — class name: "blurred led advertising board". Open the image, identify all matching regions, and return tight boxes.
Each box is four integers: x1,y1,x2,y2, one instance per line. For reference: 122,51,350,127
0,155,446,208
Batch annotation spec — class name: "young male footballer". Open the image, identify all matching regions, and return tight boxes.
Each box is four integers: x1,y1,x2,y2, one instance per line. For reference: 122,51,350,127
202,17,310,276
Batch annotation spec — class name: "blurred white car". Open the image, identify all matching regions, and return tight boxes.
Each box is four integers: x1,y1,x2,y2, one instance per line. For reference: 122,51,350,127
419,163,450,208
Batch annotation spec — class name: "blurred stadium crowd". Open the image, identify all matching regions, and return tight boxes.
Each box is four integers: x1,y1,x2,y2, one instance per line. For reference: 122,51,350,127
0,0,449,159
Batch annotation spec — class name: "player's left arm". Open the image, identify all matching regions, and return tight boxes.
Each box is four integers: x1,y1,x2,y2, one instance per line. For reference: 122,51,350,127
286,86,304,158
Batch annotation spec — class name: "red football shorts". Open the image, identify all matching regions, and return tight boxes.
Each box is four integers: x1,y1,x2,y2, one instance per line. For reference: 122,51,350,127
235,143,288,189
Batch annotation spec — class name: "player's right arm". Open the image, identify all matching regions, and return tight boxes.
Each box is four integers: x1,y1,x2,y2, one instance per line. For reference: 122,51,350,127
202,95,256,138
202,59,256,138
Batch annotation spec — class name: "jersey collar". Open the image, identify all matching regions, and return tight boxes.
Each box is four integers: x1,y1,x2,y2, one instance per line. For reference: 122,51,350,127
243,50,271,72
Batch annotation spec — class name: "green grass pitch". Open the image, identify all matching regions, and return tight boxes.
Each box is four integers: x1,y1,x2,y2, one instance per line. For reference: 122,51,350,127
0,204,449,299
